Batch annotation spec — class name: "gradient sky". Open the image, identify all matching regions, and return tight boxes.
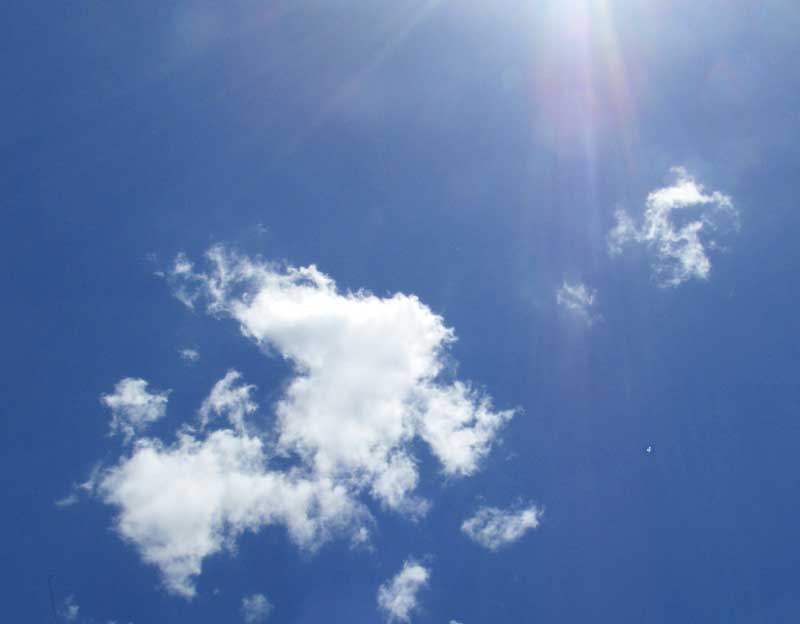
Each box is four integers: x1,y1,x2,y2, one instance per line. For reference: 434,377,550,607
3,2,800,623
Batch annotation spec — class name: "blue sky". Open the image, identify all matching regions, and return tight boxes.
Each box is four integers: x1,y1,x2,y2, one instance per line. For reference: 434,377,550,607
3,1,800,623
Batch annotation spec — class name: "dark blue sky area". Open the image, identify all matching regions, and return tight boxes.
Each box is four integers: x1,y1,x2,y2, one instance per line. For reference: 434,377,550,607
2,2,799,623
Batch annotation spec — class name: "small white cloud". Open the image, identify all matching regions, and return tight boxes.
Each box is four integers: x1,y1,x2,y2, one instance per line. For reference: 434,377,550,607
198,370,257,432
608,167,739,287
60,595,80,622
462,503,542,550
241,593,272,623
556,281,599,325
101,378,170,442
54,493,79,508
169,252,201,308
377,560,430,622
179,348,200,363
449,620,464,624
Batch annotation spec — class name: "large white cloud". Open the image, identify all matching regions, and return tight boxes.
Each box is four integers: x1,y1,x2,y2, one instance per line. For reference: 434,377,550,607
101,378,170,442
96,247,514,597
377,560,429,622
461,503,542,550
608,167,738,286
98,429,368,598
170,247,513,510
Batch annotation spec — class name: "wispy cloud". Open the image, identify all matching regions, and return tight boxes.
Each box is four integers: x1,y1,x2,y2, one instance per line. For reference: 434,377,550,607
608,167,739,286
241,593,272,623
556,281,599,325
179,348,200,363
54,493,79,508
377,560,429,622
101,378,170,443
462,503,542,550
60,595,79,622
198,370,257,433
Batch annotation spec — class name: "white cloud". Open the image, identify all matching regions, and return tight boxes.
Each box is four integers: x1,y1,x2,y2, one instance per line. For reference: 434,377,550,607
241,593,273,623
179,348,200,363
98,429,368,598
377,560,429,622
55,493,79,508
96,247,514,598
198,370,257,432
556,281,598,325
170,254,199,308
101,378,170,442
461,503,542,550
169,248,513,508
60,595,80,622
608,167,738,286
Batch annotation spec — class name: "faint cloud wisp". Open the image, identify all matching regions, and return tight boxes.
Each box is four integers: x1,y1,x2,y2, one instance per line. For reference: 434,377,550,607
241,593,273,623
179,348,200,363
556,281,599,325
377,560,430,622
59,595,79,622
